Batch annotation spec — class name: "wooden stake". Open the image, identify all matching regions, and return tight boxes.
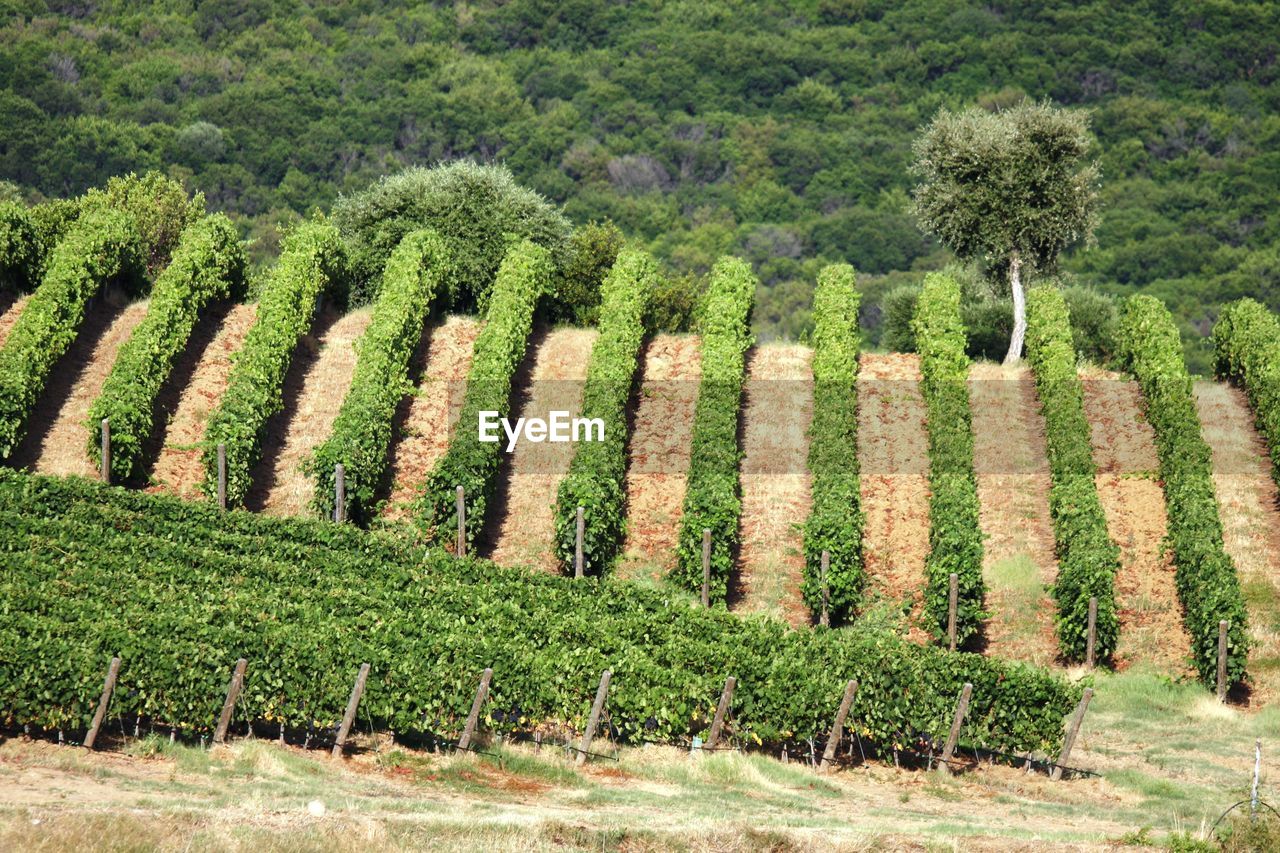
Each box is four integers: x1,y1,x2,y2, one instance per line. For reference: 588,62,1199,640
939,682,972,770
458,668,493,751
820,550,830,628
1051,686,1093,781
100,419,111,484
1085,596,1098,668
333,463,345,523
705,676,736,749
820,679,858,771
1217,620,1230,702
947,573,958,651
576,669,611,765
216,442,227,509
701,528,711,607
84,656,121,750
456,485,466,557
213,658,248,744
575,506,585,579
331,663,370,758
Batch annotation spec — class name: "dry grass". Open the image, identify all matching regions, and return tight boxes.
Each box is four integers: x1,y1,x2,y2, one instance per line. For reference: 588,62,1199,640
616,334,702,583
381,315,481,521
968,362,1058,666
148,302,257,499
734,344,813,627
0,292,30,350
488,327,598,571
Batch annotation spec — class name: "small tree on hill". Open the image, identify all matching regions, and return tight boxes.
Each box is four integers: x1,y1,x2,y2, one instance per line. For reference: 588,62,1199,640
910,101,1099,363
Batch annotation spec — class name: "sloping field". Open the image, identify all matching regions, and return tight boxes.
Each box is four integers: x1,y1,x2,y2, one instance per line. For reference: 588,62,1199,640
615,334,702,583
969,362,1058,666
733,344,812,626
488,328,598,571
857,352,930,640
381,316,481,521
249,306,373,517
1080,368,1192,675
0,293,29,350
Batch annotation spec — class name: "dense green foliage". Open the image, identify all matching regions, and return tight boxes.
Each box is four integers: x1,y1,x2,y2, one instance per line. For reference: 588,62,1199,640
0,201,40,292
1117,295,1248,688
309,230,448,523
1214,299,1280,492
802,263,864,624
418,240,551,547
0,469,1079,755
547,219,626,326
1024,287,1119,663
911,273,984,647
673,256,756,602
553,248,656,576
332,162,570,309
86,215,246,482
0,209,141,458
78,172,205,277
200,220,347,507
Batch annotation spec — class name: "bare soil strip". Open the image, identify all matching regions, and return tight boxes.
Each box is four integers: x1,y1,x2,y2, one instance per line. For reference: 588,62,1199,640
14,294,148,478
380,316,482,521
733,344,813,627
487,328,598,572
147,303,256,499
616,334,702,583
0,293,30,350
1193,380,1280,702
858,353,931,641
1080,367,1193,675
969,362,1059,666
250,307,373,517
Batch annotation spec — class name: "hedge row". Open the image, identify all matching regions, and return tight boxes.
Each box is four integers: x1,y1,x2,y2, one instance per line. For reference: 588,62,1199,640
553,248,656,575
1024,287,1120,663
86,215,247,483
673,256,757,603
308,230,449,523
1214,298,1280,492
200,221,347,507
911,273,985,647
0,202,42,293
801,264,864,624
417,240,552,547
1117,295,1248,688
0,210,141,458
0,469,1080,757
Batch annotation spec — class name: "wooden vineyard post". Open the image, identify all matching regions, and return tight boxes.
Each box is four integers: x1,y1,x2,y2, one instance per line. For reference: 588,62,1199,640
1085,597,1098,668
331,663,370,758
1051,687,1093,781
83,656,121,750
701,529,711,607
100,419,110,484
213,658,248,745
705,676,736,750
456,485,466,557
576,669,612,765
575,506,585,579
216,443,227,509
947,573,958,651
1217,620,1230,702
820,679,858,771
939,682,972,772
819,550,830,628
333,464,345,523
458,668,493,751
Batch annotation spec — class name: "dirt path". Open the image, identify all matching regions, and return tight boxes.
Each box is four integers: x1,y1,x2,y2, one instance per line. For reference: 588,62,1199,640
733,344,813,627
487,328,598,572
858,353,931,641
615,334,702,583
969,362,1059,667
1193,380,1280,702
380,316,482,522
0,293,30,350
148,303,257,500
12,294,149,478
249,307,373,517
1080,368,1193,676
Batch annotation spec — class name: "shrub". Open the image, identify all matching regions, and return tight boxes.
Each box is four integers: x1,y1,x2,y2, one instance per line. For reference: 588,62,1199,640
86,215,247,483
880,284,920,352
0,209,142,458
650,270,703,333
802,264,865,624
1024,286,1119,663
547,220,625,326
200,220,347,507
332,161,571,309
79,172,205,278
0,202,40,293
28,199,82,264
912,272,985,647
417,240,552,546
553,248,657,575
308,230,449,523
1214,299,1280,491
1118,295,1248,688
672,256,756,603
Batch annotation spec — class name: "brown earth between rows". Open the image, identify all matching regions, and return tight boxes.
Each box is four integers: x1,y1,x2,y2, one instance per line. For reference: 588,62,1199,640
0,292,30,350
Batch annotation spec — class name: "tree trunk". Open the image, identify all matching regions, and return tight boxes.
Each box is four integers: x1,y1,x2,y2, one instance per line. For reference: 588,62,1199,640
1003,251,1025,365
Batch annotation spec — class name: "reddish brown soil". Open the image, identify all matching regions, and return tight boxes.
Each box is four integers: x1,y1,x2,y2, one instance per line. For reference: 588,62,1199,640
0,293,30,350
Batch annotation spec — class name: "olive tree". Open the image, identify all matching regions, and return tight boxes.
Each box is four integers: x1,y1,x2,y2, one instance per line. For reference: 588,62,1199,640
910,101,1099,363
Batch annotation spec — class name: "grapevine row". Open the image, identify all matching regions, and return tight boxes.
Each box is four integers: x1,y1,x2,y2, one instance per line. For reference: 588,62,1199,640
1214,299,1280,492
